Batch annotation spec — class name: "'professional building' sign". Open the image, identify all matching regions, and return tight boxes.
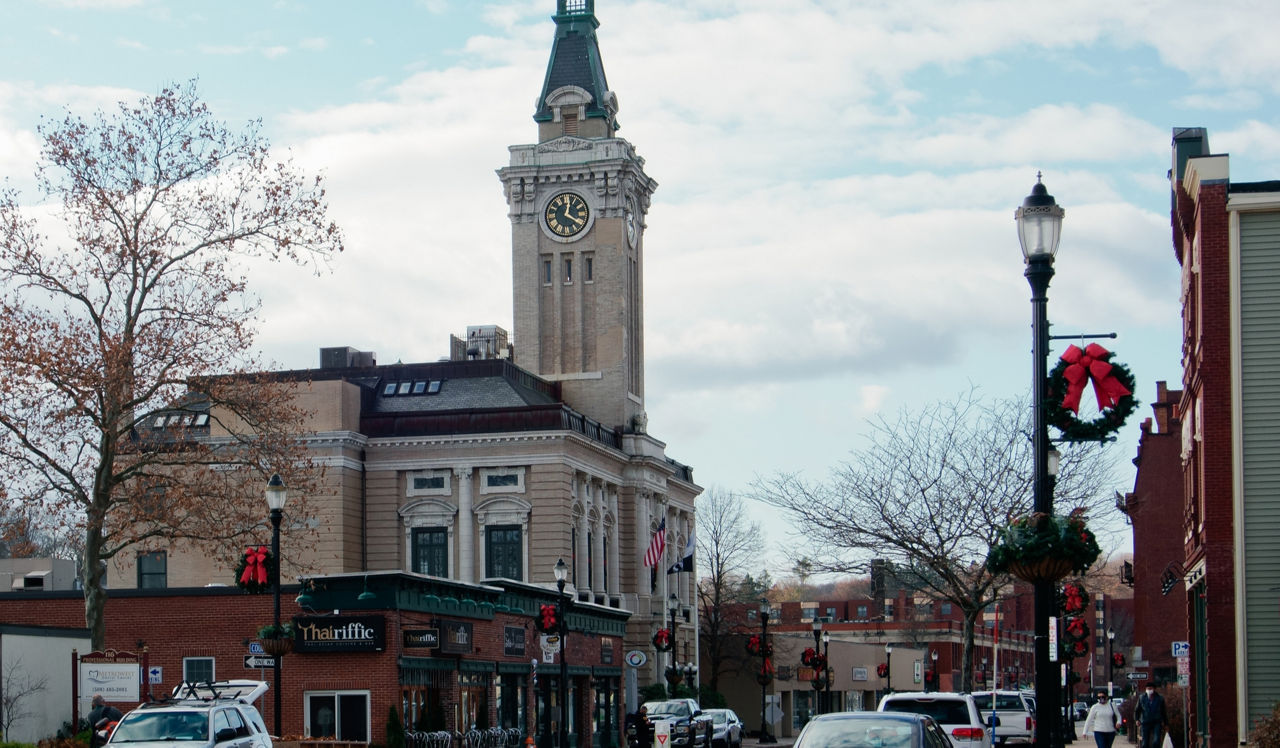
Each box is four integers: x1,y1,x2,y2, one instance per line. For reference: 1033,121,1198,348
295,615,386,653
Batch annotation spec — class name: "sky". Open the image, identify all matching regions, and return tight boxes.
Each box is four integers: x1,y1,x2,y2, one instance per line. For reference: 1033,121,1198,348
4,0,1279,577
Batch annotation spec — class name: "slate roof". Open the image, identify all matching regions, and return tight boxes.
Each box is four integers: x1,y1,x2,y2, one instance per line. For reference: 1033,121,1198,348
534,3,611,124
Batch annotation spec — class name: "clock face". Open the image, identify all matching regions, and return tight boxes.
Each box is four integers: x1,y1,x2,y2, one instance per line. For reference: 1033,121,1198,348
625,204,638,248
544,192,590,238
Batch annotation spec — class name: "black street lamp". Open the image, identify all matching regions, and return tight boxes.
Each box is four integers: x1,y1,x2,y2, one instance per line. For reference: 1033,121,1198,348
1106,629,1116,697
885,643,893,694
929,650,938,693
758,600,774,744
264,474,287,738
667,593,681,693
810,622,823,715
822,631,831,713
1017,173,1065,748
555,559,570,748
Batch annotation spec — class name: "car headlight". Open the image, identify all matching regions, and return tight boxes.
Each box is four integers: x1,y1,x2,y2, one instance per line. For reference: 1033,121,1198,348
676,726,690,734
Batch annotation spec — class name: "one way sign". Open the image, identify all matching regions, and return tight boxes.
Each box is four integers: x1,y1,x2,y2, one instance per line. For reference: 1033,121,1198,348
244,655,277,669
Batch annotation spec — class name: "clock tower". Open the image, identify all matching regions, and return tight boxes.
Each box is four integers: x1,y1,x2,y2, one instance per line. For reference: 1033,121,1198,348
498,0,656,432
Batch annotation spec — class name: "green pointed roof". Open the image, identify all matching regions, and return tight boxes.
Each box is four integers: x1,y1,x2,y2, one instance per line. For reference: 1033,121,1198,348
534,0,614,126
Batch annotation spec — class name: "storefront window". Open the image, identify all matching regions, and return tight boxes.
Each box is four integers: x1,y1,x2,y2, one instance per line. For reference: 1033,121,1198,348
497,674,526,730
306,691,369,741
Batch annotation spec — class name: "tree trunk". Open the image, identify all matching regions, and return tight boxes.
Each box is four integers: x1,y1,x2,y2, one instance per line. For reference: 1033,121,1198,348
83,509,108,651
959,609,979,694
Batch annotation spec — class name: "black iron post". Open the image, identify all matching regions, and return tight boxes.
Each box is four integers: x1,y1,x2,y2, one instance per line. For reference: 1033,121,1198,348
885,643,893,694
822,631,831,713
265,474,287,738
810,622,822,715
666,594,680,693
928,650,938,693
1018,175,1064,748
758,600,774,743
555,559,570,748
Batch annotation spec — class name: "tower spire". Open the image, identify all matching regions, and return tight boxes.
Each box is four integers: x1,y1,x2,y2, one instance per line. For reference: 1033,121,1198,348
535,0,617,140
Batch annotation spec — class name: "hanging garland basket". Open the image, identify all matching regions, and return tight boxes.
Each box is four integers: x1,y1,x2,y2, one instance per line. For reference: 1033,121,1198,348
987,511,1102,581
1046,344,1138,442
234,546,276,594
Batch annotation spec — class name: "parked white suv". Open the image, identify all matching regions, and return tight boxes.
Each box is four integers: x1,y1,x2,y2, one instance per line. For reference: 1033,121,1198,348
970,691,1034,745
877,692,993,748
107,681,272,748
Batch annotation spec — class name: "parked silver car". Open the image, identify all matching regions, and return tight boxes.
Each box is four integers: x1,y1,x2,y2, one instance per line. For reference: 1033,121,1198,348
702,709,743,748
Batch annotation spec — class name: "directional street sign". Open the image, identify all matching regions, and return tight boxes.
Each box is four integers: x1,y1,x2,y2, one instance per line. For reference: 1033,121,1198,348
148,666,163,685
1172,641,1190,658
244,655,277,669
249,642,265,655
1126,672,1149,681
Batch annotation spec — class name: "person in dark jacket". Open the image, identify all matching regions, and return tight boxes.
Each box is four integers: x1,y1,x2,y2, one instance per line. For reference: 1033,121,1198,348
1136,683,1168,748
87,695,123,748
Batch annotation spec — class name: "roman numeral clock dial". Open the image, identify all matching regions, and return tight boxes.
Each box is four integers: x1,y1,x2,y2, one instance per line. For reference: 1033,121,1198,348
544,192,590,238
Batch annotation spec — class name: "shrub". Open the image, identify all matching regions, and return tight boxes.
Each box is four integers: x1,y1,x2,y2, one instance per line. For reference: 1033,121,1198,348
1250,700,1280,747
385,705,405,748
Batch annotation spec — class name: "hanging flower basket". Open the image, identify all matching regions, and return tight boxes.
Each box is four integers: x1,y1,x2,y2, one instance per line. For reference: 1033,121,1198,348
234,546,276,594
987,510,1101,581
257,622,294,656
652,628,672,652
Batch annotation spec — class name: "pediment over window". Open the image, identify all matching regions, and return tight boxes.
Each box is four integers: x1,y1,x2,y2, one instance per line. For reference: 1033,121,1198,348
400,498,457,528
475,496,532,526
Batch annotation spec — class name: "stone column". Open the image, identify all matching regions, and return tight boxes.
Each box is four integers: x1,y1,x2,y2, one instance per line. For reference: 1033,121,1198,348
592,480,605,600
455,466,474,583
577,473,590,597
608,484,621,597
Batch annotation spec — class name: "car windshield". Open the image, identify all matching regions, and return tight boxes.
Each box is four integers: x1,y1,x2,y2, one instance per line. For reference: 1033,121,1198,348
646,703,690,718
112,712,209,742
709,713,728,725
797,717,917,748
882,699,971,725
972,693,1027,711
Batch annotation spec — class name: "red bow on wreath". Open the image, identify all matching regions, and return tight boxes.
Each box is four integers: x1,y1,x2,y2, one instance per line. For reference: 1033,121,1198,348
1112,652,1126,669
877,662,889,678
1059,344,1133,414
1065,617,1089,640
653,628,671,649
1061,583,1087,615
802,647,817,667
240,546,269,586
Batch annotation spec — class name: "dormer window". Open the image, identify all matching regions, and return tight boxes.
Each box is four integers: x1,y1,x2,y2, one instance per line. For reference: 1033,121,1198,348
383,383,396,396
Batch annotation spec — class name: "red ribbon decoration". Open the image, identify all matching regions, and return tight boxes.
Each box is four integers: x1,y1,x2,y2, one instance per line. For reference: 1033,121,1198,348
240,545,269,586
540,603,559,631
1059,343,1132,414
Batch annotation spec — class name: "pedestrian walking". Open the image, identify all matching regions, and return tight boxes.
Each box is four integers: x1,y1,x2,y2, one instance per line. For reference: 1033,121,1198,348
1082,690,1121,748
1136,683,1168,748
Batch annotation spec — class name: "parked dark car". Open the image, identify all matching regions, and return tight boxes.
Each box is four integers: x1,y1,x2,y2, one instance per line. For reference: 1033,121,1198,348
794,711,956,748
643,699,714,748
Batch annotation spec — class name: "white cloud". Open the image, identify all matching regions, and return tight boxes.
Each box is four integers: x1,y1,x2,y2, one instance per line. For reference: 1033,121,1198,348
298,37,328,52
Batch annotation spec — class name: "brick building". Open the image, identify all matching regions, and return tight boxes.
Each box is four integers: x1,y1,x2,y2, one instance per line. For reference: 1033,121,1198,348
1168,127,1280,745
1123,382,1187,690
3,2,702,745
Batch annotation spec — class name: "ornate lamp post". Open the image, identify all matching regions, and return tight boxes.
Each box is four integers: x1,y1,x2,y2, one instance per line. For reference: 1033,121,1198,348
810,622,823,715
1017,173,1065,748
1106,629,1116,697
264,474,287,738
822,631,831,713
555,559,570,748
885,643,893,694
929,650,939,693
758,600,774,744
666,593,681,693
682,662,698,702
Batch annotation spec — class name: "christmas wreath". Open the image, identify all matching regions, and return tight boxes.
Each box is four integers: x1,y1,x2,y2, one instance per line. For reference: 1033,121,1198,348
746,634,773,658
1046,344,1137,442
876,663,889,678
1064,616,1090,642
1112,652,1126,669
755,658,775,685
235,545,275,594
987,510,1102,579
1058,580,1089,615
802,647,817,667
1061,639,1089,659
652,628,672,652
536,603,561,634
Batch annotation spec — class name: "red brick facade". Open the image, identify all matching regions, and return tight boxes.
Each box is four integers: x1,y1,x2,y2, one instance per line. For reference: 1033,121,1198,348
0,577,626,746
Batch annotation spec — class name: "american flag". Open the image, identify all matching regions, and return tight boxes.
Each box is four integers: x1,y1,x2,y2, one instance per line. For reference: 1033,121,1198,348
643,517,666,568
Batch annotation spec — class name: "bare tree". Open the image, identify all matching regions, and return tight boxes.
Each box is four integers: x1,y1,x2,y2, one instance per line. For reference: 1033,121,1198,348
0,657,48,740
695,487,765,693
752,391,1117,692
0,81,344,648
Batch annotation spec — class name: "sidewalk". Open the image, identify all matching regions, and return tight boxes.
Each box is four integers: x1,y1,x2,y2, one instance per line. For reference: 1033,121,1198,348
741,732,1125,747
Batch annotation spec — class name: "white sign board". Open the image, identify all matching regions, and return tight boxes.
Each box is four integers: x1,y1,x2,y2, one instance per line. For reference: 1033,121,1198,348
765,704,783,724
1172,641,1190,658
1049,616,1059,662
1177,657,1190,676
244,655,277,669
148,666,163,685
1126,672,1149,681
79,662,140,702
654,719,670,748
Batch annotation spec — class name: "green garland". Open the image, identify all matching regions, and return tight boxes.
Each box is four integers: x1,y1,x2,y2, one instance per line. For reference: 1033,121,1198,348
986,511,1102,576
1045,354,1138,442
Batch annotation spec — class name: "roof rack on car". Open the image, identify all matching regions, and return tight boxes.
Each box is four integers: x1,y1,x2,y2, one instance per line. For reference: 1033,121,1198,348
170,680,269,703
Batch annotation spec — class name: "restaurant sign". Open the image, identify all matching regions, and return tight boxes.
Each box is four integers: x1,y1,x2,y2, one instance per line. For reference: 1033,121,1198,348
295,615,386,653
404,629,440,649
